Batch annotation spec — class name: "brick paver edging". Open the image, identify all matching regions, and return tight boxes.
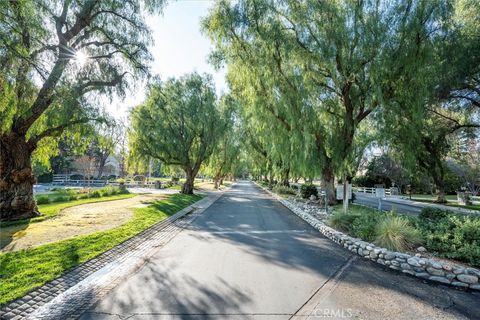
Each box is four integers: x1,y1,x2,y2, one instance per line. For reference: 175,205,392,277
0,191,224,320
255,183,480,291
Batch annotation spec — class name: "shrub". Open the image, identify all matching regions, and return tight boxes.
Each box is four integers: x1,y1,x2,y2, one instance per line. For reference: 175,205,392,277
418,208,450,225
351,209,384,242
375,216,423,251
36,195,50,205
90,190,102,198
70,174,84,180
416,209,480,266
51,195,70,203
272,185,296,195
99,186,115,196
300,184,318,199
37,173,53,183
327,211,358,233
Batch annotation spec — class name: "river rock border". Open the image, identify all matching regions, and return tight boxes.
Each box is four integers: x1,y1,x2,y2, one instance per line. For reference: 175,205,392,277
258,184,480,291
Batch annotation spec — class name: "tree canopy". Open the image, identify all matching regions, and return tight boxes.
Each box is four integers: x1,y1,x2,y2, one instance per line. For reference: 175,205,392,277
129,73,228,194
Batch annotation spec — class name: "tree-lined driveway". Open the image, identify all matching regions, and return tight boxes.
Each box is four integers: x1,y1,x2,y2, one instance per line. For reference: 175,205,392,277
80,182,479,319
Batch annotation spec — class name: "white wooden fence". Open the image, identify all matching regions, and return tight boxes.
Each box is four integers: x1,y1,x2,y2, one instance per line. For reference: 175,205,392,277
52,174,156,188
353,186,394,196
353,186,480,204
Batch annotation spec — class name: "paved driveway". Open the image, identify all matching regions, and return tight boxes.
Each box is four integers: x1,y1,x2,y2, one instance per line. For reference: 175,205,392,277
80,181,480,320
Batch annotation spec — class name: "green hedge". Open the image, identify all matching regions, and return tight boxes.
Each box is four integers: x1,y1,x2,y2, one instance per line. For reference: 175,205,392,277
300,184,318,199
328,206,480,267
415,208,480,266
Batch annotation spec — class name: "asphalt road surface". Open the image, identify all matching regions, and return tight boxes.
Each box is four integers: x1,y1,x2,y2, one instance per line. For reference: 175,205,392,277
79,181,479,320
354,193,424,215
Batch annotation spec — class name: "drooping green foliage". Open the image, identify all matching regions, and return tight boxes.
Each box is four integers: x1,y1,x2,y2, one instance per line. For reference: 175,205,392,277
129,73,227,194
203,0,453,203
204,0,480,202
379,0,480,202
204,95,241,188
0,0,164,220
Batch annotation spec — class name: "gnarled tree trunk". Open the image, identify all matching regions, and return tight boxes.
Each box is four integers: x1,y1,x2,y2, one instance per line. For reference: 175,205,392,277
181,167,198,195
0,134,39,221
281,167,290,187
432,172,447,203
321,161,336,205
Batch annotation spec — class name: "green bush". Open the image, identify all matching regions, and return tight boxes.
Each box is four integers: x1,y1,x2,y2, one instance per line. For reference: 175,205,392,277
375,215,422,251
51,195,70,203
416,208,480,266
351,209,384,242
272,185,296,195
352,175,376,187
70,174,84,180
418,208,450,225
90,190,102,198
300,184,318,199
36,195,50,205
327,211,358,233
36,173,53,183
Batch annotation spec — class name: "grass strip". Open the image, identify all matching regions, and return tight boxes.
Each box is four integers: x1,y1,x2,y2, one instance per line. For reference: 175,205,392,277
1,193,137,228
0,193,203,306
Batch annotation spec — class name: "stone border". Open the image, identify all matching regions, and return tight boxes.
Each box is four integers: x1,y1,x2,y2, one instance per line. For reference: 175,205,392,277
256,183,480,291
0,191,224,320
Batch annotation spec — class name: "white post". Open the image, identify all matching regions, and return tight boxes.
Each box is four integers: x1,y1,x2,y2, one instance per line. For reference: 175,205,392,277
343,176,349,213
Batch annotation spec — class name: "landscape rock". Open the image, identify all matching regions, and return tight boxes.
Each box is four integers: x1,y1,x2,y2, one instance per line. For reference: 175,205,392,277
428,276,450,284
426,267,445,277
261,185,480,292
407,257,421,267
451,281,469,288
466,268,480,277
456,274,478,284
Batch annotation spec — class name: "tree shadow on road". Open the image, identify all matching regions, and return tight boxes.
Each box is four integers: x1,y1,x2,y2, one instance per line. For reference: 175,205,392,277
178,182,480,319
80,261,252,319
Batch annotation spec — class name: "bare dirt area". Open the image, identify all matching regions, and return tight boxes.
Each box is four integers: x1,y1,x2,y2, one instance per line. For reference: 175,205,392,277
0,194,167,253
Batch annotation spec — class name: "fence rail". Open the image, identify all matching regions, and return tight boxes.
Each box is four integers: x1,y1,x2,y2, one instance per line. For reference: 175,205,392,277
51,175,157,188
352,186,394,196
353,186,480,204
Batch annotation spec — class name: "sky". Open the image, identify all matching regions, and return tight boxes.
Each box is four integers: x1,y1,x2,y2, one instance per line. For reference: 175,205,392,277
106,0,227,119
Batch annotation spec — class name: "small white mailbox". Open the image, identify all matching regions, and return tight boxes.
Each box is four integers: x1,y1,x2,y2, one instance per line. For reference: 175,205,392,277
375,188,385,198
336,184,352,200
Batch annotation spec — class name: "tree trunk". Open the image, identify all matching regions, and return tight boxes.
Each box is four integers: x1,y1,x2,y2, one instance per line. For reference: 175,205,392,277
214,172,222,189
268,171,274,189
96,154,108,179
432,174,447,203
0,134,40,221
321,162,336,205
281,168,290,187
181,168,195,194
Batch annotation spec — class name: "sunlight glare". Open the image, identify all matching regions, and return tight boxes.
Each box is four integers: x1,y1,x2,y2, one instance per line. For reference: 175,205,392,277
75,50,88,66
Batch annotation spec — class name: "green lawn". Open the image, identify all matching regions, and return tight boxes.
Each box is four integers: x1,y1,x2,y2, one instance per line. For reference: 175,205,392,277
444,203,480,211
0,193,136,228
0,193,203,306
408,194,458,201
407,194,480,211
